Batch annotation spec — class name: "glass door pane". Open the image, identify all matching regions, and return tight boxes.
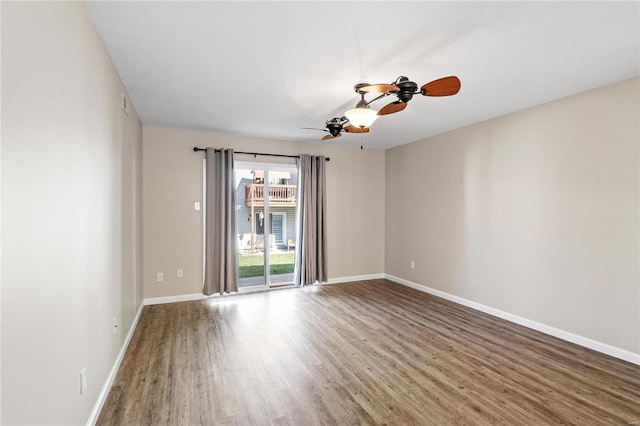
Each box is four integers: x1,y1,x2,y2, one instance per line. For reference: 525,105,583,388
266,166,296,286
236,166,266,288
235,162,297,288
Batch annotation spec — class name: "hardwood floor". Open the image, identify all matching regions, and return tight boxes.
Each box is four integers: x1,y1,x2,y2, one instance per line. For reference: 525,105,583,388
97,279,640,425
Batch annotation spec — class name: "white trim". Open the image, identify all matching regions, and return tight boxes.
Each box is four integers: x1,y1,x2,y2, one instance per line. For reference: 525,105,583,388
144,293,205,306
385,274,640,366
238,283,270,293
263,173,271,276
147,286,299,303
239,284,295,294
325,273,385,285
87,303,145,425
236,160,298,172
143,274,385,305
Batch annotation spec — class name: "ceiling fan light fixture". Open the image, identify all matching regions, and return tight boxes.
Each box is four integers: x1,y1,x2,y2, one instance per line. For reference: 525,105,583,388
345,106,378,129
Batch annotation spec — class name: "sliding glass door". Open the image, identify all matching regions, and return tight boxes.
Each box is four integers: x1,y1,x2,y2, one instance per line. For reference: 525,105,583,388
235,162,297,289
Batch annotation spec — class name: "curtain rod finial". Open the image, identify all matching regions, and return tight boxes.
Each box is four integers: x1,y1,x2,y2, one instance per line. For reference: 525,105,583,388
193,147,200,152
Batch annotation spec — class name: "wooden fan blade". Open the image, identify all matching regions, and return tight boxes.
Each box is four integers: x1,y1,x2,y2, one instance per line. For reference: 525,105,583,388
359,83,400,93
344,125,370,134
421,76,461,97
378,101,407,116
321,133,342,141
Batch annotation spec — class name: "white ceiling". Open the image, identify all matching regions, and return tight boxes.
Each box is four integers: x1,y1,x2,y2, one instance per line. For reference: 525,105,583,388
85,1,639,150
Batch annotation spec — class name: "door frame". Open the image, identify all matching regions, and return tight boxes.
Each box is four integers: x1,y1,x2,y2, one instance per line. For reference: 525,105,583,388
236,161,296,291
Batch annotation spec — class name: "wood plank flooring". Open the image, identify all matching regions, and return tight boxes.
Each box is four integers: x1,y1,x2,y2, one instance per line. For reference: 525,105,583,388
97,279,640,425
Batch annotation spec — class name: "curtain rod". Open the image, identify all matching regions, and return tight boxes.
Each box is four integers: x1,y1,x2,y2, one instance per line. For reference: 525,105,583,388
193,147,330,161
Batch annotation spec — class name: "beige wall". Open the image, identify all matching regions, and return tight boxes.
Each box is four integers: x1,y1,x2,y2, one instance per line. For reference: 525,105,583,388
1,2,143,424
386,78,639,354
1,3,636,424
143,127,385,299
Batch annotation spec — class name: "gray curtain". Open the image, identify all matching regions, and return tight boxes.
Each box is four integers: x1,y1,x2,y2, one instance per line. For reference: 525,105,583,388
294,154,327,285
203,148,238,295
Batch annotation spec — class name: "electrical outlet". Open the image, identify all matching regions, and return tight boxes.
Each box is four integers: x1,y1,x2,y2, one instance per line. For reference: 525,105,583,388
194,202,201,211
157,272,164,282
410,260,415,270
80,368,87,395
177,268,184,278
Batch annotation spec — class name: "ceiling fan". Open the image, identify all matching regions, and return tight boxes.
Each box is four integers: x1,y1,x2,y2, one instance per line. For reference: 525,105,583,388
303,75,461,143
359,75,461,116
302,116,370,141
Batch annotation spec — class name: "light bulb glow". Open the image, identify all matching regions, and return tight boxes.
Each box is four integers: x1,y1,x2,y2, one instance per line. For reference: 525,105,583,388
345,107,378,128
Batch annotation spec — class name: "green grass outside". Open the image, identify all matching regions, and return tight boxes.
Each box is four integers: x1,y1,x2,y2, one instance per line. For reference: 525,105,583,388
238,252,294,278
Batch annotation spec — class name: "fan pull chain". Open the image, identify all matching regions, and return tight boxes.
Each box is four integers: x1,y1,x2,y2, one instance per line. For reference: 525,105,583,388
360,133,363,150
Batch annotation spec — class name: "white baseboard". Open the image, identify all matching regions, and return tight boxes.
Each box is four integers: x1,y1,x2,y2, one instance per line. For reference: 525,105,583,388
144,293,205,305
143,274,386,304
325,273,385,285
87,302,145,425
385,274,640,366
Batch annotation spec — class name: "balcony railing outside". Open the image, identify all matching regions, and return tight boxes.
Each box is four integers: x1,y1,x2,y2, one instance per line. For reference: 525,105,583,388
245,184,297,207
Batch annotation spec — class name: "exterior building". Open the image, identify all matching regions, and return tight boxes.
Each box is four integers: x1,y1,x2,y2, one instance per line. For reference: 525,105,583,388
236,170,298,253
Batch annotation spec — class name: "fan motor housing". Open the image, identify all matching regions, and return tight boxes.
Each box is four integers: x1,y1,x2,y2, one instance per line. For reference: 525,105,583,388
396,79,418,102
326,122,342,137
